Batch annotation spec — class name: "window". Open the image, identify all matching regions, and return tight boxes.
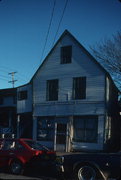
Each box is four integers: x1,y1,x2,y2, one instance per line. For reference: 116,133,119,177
0,97,3,105
61,46,72,64
73,77,86,99
73,116,98,143
37,117,54,141
46,79,58,101
18,90,27,100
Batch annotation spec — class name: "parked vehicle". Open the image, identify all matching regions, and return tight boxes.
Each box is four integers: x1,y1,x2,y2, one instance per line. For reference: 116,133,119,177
56,152,121,180
0,138,56,175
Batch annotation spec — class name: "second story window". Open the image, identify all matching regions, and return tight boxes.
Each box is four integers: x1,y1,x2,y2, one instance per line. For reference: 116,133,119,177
46,79,58,101
73,77,86,100
18,90,27,100
61,45,72,64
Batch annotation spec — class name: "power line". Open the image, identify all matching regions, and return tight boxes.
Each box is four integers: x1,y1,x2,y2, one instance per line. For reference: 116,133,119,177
0,74,9,80
41,0,56,61
0,66,28,82
0,78,9,82
52,0,69,47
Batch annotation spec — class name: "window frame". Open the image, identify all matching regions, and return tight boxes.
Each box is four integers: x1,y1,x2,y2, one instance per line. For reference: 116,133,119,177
73,77,86,100
46,79,58,101
60,45,72,64
73,116,98,143
37,117,54,141
18,90,28,100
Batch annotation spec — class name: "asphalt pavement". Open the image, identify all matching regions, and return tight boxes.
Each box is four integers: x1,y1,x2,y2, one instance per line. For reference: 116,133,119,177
0,173,57,179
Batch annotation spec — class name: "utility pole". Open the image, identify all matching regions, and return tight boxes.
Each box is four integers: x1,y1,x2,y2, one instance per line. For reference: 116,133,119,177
8,72,17,88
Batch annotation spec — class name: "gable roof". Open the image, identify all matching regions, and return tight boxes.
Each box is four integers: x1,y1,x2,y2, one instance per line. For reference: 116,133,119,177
30,29,119,92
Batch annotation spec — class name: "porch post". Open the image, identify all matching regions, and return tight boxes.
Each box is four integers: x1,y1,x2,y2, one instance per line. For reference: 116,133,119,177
17,115,20,138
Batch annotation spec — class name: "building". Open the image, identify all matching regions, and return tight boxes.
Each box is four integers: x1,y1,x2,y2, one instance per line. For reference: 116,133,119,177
31,30,120,152
17,83,32,138
0,30,120,152
0,88,17,137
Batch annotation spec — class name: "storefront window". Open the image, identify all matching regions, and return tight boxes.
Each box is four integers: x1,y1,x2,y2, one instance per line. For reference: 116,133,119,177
73,116,98,143
37,117,54,141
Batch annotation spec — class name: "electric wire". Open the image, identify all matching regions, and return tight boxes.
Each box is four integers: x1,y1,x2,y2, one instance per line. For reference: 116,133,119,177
52,0,69,47
0,66,28,82
41,0,56,61
0,78,9,82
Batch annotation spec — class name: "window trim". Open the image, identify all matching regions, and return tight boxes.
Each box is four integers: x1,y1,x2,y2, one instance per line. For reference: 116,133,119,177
18,90,28,100
73,77,86,100
73,115,98,143
60,45,72,64
37,117,54,141
46,79,58,101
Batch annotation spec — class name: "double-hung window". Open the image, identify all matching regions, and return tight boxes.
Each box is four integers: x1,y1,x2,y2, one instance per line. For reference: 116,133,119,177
73,77,86,99
46,79,58,101
61,45,72,64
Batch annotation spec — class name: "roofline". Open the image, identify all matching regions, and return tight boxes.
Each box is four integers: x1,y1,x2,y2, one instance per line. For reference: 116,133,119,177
17,82,32,89
30,29,119,92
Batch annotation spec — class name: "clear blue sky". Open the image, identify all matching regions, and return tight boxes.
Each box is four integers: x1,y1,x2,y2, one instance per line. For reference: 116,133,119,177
0,0,121,89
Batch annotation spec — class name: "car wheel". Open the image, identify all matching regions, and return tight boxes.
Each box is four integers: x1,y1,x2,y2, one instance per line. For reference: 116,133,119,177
75,165,97,180
10,160,24,175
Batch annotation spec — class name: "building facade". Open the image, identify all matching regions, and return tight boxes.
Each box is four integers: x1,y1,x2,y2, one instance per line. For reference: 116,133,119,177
17,83,33,138
31,30,120,152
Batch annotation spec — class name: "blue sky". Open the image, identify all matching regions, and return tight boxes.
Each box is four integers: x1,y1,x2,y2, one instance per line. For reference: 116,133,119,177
0,0,121,89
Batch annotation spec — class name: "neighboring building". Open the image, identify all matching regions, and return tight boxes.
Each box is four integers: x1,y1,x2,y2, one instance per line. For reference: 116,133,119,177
17,83,32,138
31,30,120,152
0,88,17,137
0,83,33,139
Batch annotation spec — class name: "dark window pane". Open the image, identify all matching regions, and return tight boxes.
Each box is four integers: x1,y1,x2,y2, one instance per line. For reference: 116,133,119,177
61,46,72,64
73,77,86,99
57,124,66,133
0,97,3,105
73,116,98,143
18,91,27,100
37,117,54,141
46,79,58,101
56,134,66,144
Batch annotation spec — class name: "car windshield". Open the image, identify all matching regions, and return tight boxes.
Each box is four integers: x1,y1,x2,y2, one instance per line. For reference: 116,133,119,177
25,140,49,151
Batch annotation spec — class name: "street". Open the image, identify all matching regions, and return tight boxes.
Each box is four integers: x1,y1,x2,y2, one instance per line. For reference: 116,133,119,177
0,172,117,180
0,173,57,180
0,167,59,180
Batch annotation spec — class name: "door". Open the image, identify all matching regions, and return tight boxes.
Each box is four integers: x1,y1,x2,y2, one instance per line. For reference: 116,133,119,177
55,123,67,152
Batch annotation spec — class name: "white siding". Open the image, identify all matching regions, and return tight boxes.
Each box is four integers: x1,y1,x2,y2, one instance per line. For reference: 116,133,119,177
33,33,106,111
17,84,32,113
32,32,107,151
33,102,104,116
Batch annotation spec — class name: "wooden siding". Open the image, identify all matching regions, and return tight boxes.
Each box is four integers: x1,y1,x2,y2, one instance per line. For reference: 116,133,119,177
33,102,105,116
33,33,106,115
17,84,32,113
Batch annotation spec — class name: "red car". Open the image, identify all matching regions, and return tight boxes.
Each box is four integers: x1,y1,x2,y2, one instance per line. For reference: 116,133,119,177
0,138,56,175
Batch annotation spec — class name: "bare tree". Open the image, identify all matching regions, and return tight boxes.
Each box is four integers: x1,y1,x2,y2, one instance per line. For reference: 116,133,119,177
90,31,121,90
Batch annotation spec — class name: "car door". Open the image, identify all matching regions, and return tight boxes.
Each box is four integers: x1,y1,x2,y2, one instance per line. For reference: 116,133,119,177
12,140,33,163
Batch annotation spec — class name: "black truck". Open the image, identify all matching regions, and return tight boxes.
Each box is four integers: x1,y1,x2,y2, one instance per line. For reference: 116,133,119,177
56,152,121,180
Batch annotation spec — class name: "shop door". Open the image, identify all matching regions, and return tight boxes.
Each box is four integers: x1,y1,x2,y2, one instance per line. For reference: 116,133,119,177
55,123,67,152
